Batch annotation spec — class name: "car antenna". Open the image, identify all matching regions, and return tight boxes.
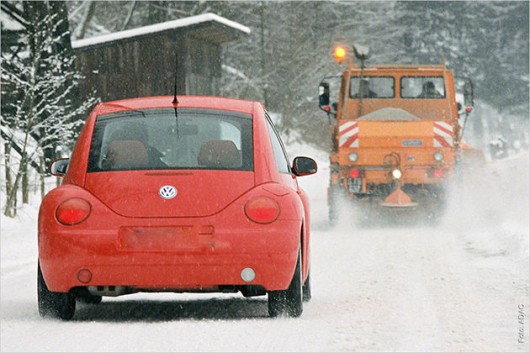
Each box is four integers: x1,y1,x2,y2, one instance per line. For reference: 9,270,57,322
172,52,179,105
172,53,179,137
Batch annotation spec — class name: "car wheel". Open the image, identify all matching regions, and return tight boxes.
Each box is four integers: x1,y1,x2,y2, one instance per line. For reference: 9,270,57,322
302,267,311,302
268,248,303,318
38,263,76,320
75,287,102,304
77,293,102,305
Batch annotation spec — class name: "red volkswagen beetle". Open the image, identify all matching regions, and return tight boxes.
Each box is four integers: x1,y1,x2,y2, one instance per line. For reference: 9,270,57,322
38,96,317,320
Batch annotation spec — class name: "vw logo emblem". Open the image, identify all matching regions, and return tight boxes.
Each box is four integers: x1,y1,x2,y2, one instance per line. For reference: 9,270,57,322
159,185,177,200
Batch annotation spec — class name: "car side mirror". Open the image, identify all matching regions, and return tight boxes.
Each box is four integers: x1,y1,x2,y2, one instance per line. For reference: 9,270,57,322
292,156,318,176
49,158,70,176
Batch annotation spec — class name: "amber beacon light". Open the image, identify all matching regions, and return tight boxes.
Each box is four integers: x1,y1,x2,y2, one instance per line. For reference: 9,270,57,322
333,45,348,63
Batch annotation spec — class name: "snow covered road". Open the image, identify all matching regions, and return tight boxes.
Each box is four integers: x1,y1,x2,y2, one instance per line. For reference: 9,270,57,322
1,150,529,352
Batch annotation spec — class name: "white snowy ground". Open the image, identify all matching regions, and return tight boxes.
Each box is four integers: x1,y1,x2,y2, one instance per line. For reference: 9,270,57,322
1,143,529,352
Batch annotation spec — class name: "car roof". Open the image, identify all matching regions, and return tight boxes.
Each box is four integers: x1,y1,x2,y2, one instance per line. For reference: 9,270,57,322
93,96,260,116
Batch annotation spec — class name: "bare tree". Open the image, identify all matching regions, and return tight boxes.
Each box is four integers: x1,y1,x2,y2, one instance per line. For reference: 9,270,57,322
1,1,97,217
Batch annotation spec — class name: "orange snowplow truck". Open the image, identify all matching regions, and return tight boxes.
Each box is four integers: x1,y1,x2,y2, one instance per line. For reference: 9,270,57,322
319,44,477,223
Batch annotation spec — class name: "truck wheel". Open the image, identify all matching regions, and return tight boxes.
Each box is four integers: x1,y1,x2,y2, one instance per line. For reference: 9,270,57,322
268,248,303,318
38,263,76,320
328,186,343,226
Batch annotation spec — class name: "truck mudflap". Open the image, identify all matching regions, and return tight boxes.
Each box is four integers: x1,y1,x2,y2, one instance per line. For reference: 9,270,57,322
380,186,418,208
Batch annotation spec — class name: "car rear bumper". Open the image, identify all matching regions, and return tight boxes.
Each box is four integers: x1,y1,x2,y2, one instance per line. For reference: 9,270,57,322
39,219,301,293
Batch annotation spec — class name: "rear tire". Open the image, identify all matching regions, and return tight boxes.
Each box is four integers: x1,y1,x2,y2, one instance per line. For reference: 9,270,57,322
76,293,102,304
302,267,311,302
268,248,303,318
38,263,75,320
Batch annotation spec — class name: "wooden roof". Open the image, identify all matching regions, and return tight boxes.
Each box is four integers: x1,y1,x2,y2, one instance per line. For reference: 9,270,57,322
72,13,250,51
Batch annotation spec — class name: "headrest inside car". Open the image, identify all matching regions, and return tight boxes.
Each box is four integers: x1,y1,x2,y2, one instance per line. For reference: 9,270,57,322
198,140,240,168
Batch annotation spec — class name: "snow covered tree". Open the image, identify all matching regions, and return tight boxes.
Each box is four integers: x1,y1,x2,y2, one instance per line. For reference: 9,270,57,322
1,1,97,217
388,1,529,112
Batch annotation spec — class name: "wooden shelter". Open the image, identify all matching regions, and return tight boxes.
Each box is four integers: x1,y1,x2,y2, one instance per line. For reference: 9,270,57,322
72,13,250,102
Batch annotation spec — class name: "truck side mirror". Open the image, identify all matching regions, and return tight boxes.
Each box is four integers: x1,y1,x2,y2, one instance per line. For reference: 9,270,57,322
318,75,341,117
319,82,330,107
463,80,474,111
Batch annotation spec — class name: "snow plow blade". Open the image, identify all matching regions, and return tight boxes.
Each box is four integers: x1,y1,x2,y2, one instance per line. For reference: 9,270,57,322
380,187,418,208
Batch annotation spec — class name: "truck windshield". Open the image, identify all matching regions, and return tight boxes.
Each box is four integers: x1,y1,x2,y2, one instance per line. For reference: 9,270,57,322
87,108,253,172
401,76,445,98
350,77,394,99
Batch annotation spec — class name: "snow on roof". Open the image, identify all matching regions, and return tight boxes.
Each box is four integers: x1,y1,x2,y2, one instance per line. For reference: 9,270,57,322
358,107,421,121
72,13,250,49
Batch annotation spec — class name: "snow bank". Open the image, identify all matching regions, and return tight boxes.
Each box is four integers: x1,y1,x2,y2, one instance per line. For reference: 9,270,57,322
443,150,530,262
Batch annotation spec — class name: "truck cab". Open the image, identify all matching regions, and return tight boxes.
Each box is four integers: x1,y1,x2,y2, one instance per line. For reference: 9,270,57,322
319,45,476,224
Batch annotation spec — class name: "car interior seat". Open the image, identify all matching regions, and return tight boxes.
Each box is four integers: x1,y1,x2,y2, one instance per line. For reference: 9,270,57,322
197,140,240,168
106,140,149,169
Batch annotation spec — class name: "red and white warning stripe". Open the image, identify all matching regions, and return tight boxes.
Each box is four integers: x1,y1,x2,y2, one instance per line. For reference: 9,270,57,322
339,121,359,148
433,121,453,147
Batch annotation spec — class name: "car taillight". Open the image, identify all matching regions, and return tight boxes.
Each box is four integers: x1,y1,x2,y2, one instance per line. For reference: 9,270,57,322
56,198,91,225
244,197,280,224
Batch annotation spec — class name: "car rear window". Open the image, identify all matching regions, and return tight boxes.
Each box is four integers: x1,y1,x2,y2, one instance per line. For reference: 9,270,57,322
87,108,253,172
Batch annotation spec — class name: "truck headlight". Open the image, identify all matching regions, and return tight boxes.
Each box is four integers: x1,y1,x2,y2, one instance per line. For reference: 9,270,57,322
348,152,358,162
392,169,402,180
434,151,444,162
